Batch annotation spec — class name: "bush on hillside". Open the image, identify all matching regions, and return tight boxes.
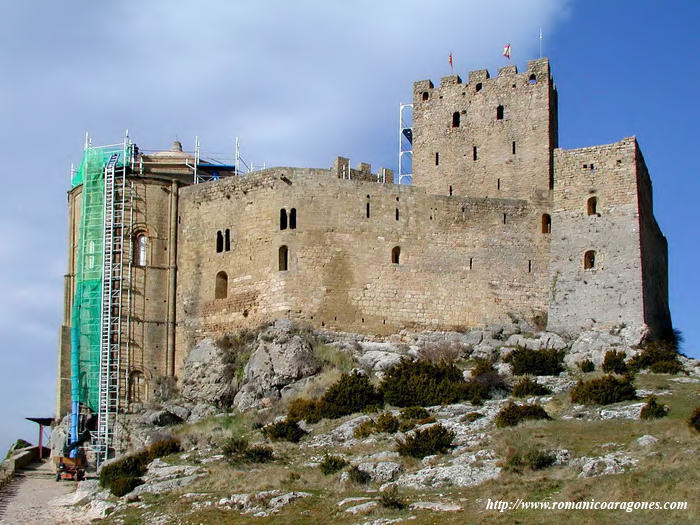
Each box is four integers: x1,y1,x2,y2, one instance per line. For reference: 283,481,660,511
348,465,371,484
218,329,257,382
495,403,552,428
628,339,682,372
578,359,595,373
381,358,489,407
354,412,400,438
504,448,556,472
570,375,637,405
287,398,323,423
649,360,685,375
688,406,700,433
471,358,497,377
319,455,348,475
504,347,565,376
319,371,382,419
262,419,306,443
222,438,273,464
640,396,668,420
109,476,144,497
379,485,406,509
462,412,484,423
395,424,455,458
99,438,181,495
399,406,431,420
602,350,628,374
512,377,552,398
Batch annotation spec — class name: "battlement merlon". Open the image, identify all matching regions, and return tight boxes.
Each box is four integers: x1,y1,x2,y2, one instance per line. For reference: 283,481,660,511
332,156,394,184
413,57,553,102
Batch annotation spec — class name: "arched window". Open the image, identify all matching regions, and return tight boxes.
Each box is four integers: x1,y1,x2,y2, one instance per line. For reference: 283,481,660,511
422,91,429,101
224,229,231,251
134,232,148,267
129,370,145,403
391,246,401,264
529,73,537,84
215,271,228,299
541,214,551,234
452,111,460,127
496,105,504,120
584,250,596,270
279,245,288,271
475,82,482,92
280,209,288,230
290,208,297,229
366,200,371,218
216,231,224,253
587,197,598,216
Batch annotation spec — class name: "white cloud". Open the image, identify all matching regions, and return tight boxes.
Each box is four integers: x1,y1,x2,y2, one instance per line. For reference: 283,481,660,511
0,0,570,451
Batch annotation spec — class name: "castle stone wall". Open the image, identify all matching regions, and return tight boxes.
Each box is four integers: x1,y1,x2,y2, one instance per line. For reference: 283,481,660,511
175,168,550,373
412,59,556,204
548,138,648,335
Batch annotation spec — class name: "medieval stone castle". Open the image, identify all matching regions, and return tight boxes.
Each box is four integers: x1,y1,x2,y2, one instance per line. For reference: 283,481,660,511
56,58,672,416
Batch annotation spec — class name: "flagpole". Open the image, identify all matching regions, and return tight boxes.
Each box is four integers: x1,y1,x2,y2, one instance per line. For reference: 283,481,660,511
539,28,543,58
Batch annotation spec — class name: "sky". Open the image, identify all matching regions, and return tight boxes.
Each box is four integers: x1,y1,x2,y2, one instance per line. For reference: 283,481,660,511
0,1,697,453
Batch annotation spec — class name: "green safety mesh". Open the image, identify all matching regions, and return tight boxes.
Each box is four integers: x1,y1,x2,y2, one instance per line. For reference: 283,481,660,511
70,146,126,412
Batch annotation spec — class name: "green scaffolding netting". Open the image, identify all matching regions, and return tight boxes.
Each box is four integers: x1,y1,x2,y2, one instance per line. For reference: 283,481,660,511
70,146,126,413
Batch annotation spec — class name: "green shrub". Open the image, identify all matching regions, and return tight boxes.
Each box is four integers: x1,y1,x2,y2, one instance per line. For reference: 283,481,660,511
99,454,149,491
570,375,637,405
504,347,565,376
146,438,181,459
512,377,551,398
505,448,556,472
495,403,552,428
222,438,274,464
99,438,182,495
396,424,455,458
688,406,700,433
649,360,684,375
109,476,144,497
262,419,306,443
471,358,497,377
347,465,371,484
381,359,467,407
578,359,595,373
462,412,484,423
319,455,348,475
287,398,323,423
602,350,628,374
374,412,400,433
399,406,430,420
379,485,405,509
629,340,682,372
640,396,668,420
319,371,382,418
353,413,400,438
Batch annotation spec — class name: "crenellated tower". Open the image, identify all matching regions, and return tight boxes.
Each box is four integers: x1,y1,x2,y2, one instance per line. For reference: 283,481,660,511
411,58,558,203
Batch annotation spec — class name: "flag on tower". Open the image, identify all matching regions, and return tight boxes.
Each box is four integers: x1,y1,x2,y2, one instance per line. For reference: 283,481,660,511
448,52,453,70
503,43,512,59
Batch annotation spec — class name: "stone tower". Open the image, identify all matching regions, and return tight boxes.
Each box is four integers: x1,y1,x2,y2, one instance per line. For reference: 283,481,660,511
411,58,557,203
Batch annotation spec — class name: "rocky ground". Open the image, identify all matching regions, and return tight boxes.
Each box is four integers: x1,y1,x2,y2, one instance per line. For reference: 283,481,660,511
45,321,700,524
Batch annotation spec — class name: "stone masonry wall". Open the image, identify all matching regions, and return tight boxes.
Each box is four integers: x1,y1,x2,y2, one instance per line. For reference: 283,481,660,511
548,138,647,335
175,168,550,373
412,59,556,205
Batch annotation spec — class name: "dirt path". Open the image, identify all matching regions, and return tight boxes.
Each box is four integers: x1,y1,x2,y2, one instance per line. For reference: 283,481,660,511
0,461,78,524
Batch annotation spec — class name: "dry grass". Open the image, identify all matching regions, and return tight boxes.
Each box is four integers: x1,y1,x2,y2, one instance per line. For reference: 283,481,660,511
103,371,699,525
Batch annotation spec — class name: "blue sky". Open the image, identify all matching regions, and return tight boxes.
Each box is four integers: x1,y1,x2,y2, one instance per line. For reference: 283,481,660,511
0,1,697,452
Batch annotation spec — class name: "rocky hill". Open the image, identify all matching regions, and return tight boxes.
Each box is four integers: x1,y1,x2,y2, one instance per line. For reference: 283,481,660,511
50,320,700,524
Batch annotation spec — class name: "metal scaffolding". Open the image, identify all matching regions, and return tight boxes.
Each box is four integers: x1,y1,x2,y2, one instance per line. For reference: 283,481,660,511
398,103,413,184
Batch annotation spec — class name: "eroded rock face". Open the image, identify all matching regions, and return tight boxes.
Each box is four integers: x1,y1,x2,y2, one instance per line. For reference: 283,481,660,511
574,452,639,478
233,321,321,410
181,338,237,408
356,461,403,483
